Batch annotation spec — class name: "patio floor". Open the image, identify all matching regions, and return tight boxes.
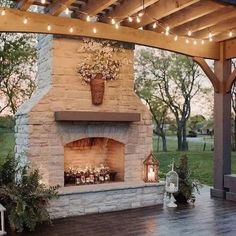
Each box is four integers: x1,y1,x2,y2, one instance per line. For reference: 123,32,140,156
8,186,236,236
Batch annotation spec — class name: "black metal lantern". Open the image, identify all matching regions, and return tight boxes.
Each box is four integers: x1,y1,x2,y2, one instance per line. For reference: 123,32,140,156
143,152,159,182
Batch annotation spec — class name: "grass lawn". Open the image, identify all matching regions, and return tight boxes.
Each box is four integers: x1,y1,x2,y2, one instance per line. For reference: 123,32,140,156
0,129,15,163
153,135,236,186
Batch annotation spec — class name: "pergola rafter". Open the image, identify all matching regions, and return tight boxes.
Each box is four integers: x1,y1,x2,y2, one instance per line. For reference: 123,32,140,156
17,0,34,11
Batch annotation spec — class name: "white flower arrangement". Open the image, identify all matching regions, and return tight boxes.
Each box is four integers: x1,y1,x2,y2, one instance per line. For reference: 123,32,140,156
77,39,125,84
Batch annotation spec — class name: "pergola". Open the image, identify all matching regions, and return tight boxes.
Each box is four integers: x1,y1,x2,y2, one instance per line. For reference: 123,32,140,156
1,0,236,199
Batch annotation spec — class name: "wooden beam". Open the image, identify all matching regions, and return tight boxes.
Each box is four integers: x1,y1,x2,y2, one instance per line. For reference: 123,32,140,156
193,57,220,92
80,0,118,16
55,111,141,122
46,0,77,16
194,16,236,39
225,67,236,92
100,0,159,23
173,7,236,36
17,0,34,11
225,38,236,59
0,7,219,59
154,1,224,33
122,0,200,28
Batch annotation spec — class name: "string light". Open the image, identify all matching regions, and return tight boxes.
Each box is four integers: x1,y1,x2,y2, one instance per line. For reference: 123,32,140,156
86,15,91,22
139,27,143,30
47,24,51,31
229,31,233,37
69,27,74,33
1,10,5,16
111,18,116,24
128,16,133,22
201,39,205,45
115,23,119,29
174,35,178,41
136,16,141,23
23,18,28,24
152,22,157,29
187,30,192,36
138,11,144,17
186,38,189,44
193,40,197,45
41,0,46,4
93,27,97,34
165,26,170,36
65,8,69,15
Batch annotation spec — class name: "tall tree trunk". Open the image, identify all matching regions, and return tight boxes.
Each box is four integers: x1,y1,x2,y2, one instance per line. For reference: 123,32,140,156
177,128,182,151
234,117,236,151
182,122,188,151
161,135,167,152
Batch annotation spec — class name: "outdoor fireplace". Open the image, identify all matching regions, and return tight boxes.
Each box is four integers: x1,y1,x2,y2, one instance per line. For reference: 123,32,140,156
15,35,165,218
64,137,124,186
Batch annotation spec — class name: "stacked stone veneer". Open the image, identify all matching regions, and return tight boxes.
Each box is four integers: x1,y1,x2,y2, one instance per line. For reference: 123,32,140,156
15,35,164,218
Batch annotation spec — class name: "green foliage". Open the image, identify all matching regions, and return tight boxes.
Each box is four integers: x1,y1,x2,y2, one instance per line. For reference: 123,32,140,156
173,154,201,203
0,156,59,232
0,32,37,114
0,116,15,131
188,115,206,131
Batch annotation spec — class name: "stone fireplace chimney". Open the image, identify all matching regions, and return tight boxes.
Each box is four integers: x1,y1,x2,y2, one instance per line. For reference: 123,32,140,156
15,35,164,218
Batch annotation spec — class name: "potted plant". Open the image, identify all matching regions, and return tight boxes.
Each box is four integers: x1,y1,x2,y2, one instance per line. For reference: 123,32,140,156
77,39,124,105
173,154,202,204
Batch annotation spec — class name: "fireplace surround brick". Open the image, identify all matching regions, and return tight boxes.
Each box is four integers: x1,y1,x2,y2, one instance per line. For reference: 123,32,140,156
15,35,164,218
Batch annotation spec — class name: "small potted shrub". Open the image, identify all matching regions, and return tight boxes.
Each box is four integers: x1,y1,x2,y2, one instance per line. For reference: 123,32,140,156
173,154,201,204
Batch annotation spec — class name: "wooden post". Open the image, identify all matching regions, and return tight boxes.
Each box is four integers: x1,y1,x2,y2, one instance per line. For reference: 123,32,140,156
211,42,232,199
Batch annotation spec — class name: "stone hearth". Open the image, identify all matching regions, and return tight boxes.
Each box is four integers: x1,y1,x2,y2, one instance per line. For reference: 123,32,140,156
15,35,165,218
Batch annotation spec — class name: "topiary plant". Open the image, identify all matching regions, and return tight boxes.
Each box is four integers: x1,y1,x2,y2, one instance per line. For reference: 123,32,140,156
0,157,59,232
173,154,201,204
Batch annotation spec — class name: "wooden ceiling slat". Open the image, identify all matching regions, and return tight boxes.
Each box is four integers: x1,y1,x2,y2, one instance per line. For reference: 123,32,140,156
153,1,224,33
193,16,236,39
79,0,118,16
99,0,159,23
172,7,236,36
17,0,34,11
46,0,77,16
122,0,201,29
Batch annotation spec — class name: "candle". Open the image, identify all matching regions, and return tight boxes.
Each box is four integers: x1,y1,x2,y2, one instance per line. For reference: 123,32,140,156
148,167,155,181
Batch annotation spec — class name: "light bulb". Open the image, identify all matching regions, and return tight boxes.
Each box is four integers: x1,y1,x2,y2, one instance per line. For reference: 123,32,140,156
166,26,170,32
47,25,51,31
23,18,28,24
111,18,116,25
174,35,178,41
136,16,141,23
138,11,144,17
69,27,73,33
193,40,197,45
41,0,46,4
65,8,69,15
128,16,133,22
138,27,143,30
208,32,212,38
86,15,91,22
153,22,157,29
1,10,5,16
115,23,119,29
209,37,213,42
93,28,97,34
201,40,205,45
186,38,189,44
229,31,233,37
187,30,192,36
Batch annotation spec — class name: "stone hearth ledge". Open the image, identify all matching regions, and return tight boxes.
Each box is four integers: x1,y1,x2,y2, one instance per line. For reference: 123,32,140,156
49,181,165,218
59,181,165,195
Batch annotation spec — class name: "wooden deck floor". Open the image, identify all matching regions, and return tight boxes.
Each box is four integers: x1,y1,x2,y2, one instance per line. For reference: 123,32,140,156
8,187,236,236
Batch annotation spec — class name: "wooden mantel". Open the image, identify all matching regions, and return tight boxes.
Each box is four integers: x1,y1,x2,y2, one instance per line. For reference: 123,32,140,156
55,111,141,122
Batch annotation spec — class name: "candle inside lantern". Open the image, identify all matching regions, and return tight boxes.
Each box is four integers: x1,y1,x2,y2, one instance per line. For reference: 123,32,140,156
148,167,155,181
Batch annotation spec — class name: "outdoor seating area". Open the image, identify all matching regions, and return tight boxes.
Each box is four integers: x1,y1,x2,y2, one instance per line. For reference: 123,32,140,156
1,0,236,234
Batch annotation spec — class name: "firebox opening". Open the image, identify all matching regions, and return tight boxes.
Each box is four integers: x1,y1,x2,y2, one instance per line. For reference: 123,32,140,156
64,137,125,186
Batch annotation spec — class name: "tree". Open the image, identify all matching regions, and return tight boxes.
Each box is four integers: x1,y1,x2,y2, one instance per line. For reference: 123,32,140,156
0,33,37,114
135,48,202,151
188,115,206,132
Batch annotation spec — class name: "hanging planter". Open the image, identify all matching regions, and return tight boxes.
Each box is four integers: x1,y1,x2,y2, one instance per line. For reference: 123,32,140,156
90,73,105,105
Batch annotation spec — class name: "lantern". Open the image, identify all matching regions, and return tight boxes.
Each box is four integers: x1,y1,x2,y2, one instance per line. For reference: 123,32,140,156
165,163,179,207
143,152,159,182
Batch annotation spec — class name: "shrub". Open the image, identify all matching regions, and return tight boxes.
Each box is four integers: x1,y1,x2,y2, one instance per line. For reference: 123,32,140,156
173,154,201,203
0,157,59,232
